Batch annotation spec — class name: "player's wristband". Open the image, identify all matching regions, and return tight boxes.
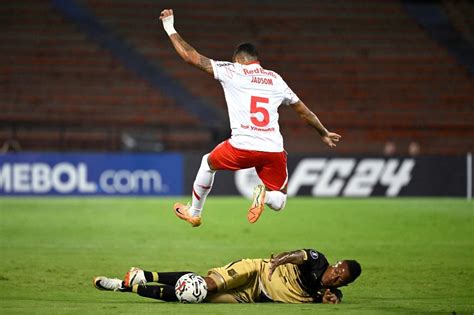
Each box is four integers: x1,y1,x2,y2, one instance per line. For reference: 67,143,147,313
162,15,177,36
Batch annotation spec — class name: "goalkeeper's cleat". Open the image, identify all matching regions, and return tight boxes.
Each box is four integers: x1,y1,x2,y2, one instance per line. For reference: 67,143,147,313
247,184,266,223
174,202,202,227
93,276,125,292
124,267,146,287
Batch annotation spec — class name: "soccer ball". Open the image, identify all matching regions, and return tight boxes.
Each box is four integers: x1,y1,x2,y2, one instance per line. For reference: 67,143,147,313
174,273,208,303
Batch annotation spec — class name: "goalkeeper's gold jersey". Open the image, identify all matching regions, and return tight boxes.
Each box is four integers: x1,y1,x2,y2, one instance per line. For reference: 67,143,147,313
208,258,313,303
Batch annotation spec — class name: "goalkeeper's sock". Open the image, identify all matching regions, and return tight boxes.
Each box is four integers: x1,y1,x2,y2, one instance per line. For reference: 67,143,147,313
133,284,178,302
158,271,193,286
143,271,159,283
121,284,132,292
144,271,193,286
190,154,215,216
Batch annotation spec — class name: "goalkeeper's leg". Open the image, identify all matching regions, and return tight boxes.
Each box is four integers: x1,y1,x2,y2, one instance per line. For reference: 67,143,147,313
123,270,193,302
125,268,193,286
128,284,178,302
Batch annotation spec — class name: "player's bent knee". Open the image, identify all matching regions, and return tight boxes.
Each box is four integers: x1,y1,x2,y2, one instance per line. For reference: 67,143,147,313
201,153,215,172
266,191,287,211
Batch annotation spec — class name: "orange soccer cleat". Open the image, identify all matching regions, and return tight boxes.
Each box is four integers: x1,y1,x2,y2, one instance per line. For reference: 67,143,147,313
174,202,202,227
247,184,266,223
123,267,146,287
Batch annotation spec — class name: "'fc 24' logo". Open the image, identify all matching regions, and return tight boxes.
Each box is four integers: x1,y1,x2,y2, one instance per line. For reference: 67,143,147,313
235,158,415,197
288,158,415,197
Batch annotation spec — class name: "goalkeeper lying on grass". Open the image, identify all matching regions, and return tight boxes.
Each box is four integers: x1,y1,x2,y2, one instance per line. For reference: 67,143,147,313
93,248,361,304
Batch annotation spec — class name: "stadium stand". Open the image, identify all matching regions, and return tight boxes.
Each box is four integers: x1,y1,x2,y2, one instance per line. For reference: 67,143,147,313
443,0,474,44
0,0,211,152
2,0,473,155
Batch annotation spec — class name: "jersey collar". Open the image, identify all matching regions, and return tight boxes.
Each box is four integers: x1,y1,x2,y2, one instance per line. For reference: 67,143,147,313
244,61,260,65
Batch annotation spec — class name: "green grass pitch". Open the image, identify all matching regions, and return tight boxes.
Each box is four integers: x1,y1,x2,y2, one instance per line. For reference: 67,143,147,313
0,197,473,314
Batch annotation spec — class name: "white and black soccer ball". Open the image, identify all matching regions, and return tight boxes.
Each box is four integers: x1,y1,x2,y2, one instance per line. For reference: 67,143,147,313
174,273,208,303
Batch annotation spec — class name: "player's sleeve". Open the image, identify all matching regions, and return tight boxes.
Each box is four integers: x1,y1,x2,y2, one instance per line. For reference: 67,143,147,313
210,60,235,82
300,249,328,269
296,249,329,295
281,80,300,106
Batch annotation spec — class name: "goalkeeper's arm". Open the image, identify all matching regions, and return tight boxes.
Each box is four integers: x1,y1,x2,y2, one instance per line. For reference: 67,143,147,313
267,250,307,281
159,9,213,75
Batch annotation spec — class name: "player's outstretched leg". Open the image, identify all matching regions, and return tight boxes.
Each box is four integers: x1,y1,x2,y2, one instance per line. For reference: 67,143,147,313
124,268,194,286
130,284,179,301
122,269,193,302
174,202,202,227
173,154,215,227
93,274,178,301
93,276,126,291
248,184,266,223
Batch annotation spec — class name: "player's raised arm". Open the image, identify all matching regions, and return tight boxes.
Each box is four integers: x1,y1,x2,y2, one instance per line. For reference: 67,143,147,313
159,9,213,75
290,100,341,148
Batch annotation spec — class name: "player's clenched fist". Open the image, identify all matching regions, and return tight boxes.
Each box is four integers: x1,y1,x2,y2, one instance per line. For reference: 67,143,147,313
160,9,173,20
160,9,176,36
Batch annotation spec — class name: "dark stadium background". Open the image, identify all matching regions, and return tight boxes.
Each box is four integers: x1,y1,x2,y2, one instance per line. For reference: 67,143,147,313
1,1,473,313
0,0,474,195
1,0,472,198
2,0,473,153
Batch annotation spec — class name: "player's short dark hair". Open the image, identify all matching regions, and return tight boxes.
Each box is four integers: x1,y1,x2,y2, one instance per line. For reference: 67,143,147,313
233,42,258,60
344,260,362,284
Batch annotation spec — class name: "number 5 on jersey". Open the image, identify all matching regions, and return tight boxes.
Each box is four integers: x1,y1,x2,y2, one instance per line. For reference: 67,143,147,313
250,96,270,127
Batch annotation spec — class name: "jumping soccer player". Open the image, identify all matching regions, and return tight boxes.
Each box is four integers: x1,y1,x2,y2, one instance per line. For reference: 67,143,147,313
93,248,361,304
160,9,341,226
